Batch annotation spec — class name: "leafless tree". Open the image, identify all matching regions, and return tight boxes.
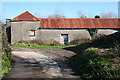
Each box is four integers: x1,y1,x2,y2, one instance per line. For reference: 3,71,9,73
78,11,87,18
48,9,65,18
100,12,117,18
34,13,42,18
0,15,3,26
0,21,2,27
48,14,65,18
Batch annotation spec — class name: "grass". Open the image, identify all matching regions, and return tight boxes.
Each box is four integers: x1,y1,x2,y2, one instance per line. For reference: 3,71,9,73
1,52,11,77
11,43,71,49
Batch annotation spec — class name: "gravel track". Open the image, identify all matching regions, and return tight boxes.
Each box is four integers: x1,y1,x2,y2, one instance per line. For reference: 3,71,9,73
10,47,80,78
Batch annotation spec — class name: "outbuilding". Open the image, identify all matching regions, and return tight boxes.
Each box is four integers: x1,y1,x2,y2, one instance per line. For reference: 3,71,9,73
6,11,120,45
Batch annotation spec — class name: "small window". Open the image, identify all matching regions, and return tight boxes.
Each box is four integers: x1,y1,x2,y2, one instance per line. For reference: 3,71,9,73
29,30,35,37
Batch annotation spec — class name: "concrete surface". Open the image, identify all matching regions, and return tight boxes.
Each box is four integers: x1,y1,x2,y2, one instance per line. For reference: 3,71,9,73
11,51,62,78
3,47,81,79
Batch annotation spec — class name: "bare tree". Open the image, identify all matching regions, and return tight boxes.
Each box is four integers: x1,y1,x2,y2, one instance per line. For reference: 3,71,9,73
78,11,87,18
0,15,2,25
48,9,65,18
100,12,117,18
34,13,42,18
0,16,4,27
0,20,2,27
48,14,65,18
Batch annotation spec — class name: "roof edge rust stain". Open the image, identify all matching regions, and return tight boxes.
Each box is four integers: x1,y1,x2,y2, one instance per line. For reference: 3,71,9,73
11,11,120,29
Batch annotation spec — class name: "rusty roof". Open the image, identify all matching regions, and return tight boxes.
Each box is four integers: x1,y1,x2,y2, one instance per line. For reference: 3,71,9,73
12,11,39,21
11,11,120,29
39,18,120,29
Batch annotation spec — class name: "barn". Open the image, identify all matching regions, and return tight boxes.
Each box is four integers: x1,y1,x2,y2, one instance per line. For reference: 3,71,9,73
6,11,120,45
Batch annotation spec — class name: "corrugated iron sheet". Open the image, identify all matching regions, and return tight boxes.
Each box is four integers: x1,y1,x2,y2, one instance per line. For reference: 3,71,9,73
39,18,120,29
11,11,120,29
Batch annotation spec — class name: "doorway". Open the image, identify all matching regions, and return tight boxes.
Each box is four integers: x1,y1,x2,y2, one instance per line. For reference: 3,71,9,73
61,34,68,45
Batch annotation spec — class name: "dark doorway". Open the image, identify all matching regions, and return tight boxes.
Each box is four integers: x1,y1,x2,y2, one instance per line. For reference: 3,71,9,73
61,34,68,45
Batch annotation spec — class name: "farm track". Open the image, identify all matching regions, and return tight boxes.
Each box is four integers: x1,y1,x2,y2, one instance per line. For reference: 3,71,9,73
2,47,81,79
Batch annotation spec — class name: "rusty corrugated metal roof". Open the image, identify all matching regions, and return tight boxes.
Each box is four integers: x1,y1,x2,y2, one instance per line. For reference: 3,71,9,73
39,18,120,29
12,11,39,21
11,11,120,29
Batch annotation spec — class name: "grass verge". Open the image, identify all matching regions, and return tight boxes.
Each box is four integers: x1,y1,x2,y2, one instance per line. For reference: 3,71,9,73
11,43,71,49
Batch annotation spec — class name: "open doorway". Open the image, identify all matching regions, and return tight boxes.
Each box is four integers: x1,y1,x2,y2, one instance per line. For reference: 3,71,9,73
61,34,68,45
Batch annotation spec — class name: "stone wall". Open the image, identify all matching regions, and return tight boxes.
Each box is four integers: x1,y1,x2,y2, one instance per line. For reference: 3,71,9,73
97,29,118,36
11,21,40,43
10,21,119,44
36,29,91,44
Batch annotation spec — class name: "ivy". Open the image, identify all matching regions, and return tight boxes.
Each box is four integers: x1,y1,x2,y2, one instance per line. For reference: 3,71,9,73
87,28,98,40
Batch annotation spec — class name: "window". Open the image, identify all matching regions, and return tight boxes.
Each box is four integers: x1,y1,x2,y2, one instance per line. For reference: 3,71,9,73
29,30,35,37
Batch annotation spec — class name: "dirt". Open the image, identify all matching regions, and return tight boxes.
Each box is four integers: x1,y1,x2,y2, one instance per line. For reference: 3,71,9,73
33,48,80,78
2,47,81,79
2,55,53,79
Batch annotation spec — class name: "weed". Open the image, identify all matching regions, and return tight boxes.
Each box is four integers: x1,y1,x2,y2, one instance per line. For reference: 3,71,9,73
11,43,71,49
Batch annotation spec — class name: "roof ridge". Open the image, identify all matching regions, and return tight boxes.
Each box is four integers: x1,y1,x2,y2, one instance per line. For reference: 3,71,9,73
12,11,39,21
25,11,39,20
12,11,28,20
38,18,119,19
40,18,120,29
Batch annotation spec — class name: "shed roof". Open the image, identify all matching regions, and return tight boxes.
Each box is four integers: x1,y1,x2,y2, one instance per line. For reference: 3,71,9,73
12,11,39,21
39,18,120,29
12,11,120,29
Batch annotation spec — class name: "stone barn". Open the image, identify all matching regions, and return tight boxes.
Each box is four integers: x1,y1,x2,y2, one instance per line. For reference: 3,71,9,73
6,11,120,45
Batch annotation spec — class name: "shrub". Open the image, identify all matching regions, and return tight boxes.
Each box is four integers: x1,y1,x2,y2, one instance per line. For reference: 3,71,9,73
2,26,11,60
16,39,61,46
87,28,98,40
98,34,106,38
29,40,42,45
17,40,29,44
1,52,11,75
69,39,91,45
42,39,61,46
17,40,42,45
1,26,11,77
75,47,120,78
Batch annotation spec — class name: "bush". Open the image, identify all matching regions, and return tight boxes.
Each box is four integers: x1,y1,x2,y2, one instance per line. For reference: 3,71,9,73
42,39,61,46
69,39,91,45
87,28,98,40
1,52,11,75
17,40,29,44
98,34,106,38
30,40,42,45
1,26,11,77
70,32,120,78
16,39,61,46
74,47,120,78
